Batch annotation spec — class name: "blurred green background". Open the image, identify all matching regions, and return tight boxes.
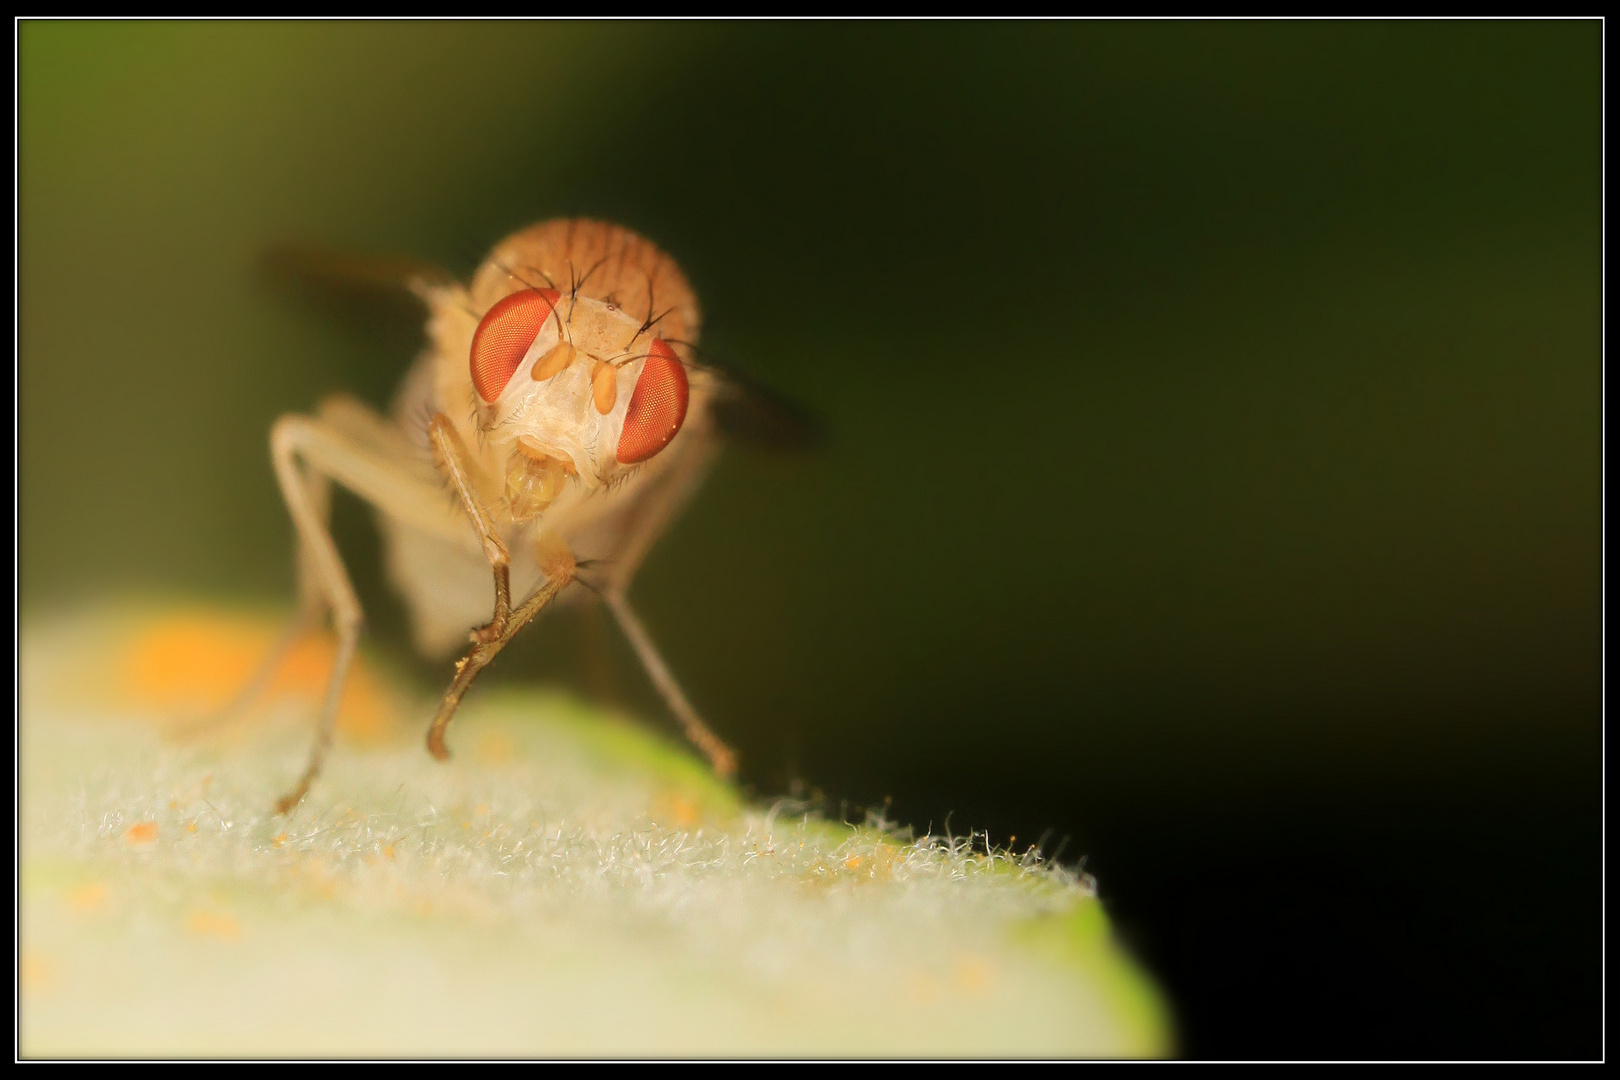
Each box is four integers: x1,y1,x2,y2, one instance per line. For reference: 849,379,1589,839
20,21,1600,1058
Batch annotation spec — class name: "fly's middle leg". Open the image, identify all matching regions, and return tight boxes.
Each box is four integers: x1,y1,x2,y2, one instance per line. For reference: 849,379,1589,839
258,400,481,812
605,590,737,779
268,415,365,814
587,436,737,781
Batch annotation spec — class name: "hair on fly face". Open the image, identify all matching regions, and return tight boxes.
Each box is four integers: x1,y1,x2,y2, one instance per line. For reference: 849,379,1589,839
568,252,613,302
479,254,692,404
485,256,669,351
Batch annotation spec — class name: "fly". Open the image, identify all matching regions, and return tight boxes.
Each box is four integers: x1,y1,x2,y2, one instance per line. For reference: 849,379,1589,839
245,219,817,812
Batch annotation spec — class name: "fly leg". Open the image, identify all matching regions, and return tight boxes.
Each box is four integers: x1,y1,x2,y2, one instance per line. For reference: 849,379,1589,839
268,415,364,813
423,414,582,761
425,414,511,646
587,433,737,779
424,531,577,761
604,591,737,779
262,401,481,813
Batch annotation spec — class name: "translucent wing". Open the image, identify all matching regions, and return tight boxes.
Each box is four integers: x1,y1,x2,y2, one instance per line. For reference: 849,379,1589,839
700,361,825,453
259,243,455,298
257,243,455,350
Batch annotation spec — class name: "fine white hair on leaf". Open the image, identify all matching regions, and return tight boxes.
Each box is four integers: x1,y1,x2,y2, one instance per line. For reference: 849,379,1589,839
19,606,1166,1058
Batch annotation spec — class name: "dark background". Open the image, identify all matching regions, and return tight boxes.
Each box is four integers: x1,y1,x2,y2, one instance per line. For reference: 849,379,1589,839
20,22,1601,1058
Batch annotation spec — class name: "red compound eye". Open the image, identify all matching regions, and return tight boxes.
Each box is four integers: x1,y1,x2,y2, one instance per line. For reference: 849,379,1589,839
469,288,560,402
616,339,689,464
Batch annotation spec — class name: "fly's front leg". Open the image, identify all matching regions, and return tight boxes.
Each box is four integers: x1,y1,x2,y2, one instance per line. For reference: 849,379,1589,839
426,414,511,645
425,533,577,761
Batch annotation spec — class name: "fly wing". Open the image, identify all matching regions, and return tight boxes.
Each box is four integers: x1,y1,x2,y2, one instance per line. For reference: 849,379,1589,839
257,243,456,354
259,243,455,299
698,361,825,453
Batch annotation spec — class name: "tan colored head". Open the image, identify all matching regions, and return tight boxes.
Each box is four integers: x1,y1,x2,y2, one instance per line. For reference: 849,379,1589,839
451,220,703,520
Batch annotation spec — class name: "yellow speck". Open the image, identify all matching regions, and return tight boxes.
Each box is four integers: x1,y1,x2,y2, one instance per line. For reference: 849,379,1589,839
952,956,992,996
475,731,516,765
68,882,109,913
21,952,54,991
186,910,241,941
653,792,701,829
124,821,158,845
474,803,490,817
872,842,898,881
382,844,395,859
844,855,865,871
187,822,197,833
272,832,288,848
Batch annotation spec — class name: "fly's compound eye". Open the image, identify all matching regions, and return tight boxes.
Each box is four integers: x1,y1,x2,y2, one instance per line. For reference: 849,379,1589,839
469,287,561,402
616,338,689,464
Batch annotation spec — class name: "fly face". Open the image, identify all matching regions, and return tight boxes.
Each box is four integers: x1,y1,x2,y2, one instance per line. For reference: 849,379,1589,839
466,288,691,523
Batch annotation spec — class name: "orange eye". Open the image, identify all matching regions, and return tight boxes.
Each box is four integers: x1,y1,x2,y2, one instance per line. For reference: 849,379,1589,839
469,287,560,402
616,339,689,464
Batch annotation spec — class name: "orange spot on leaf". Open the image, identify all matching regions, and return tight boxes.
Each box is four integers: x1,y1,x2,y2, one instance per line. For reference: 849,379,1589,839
652,793,701,829
118,612,394,739
121,616,265,710
952,956,992,995
475,732,516,765
68,882,109,912
186,910,241,941
21,952,54,990
124,821,158,845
